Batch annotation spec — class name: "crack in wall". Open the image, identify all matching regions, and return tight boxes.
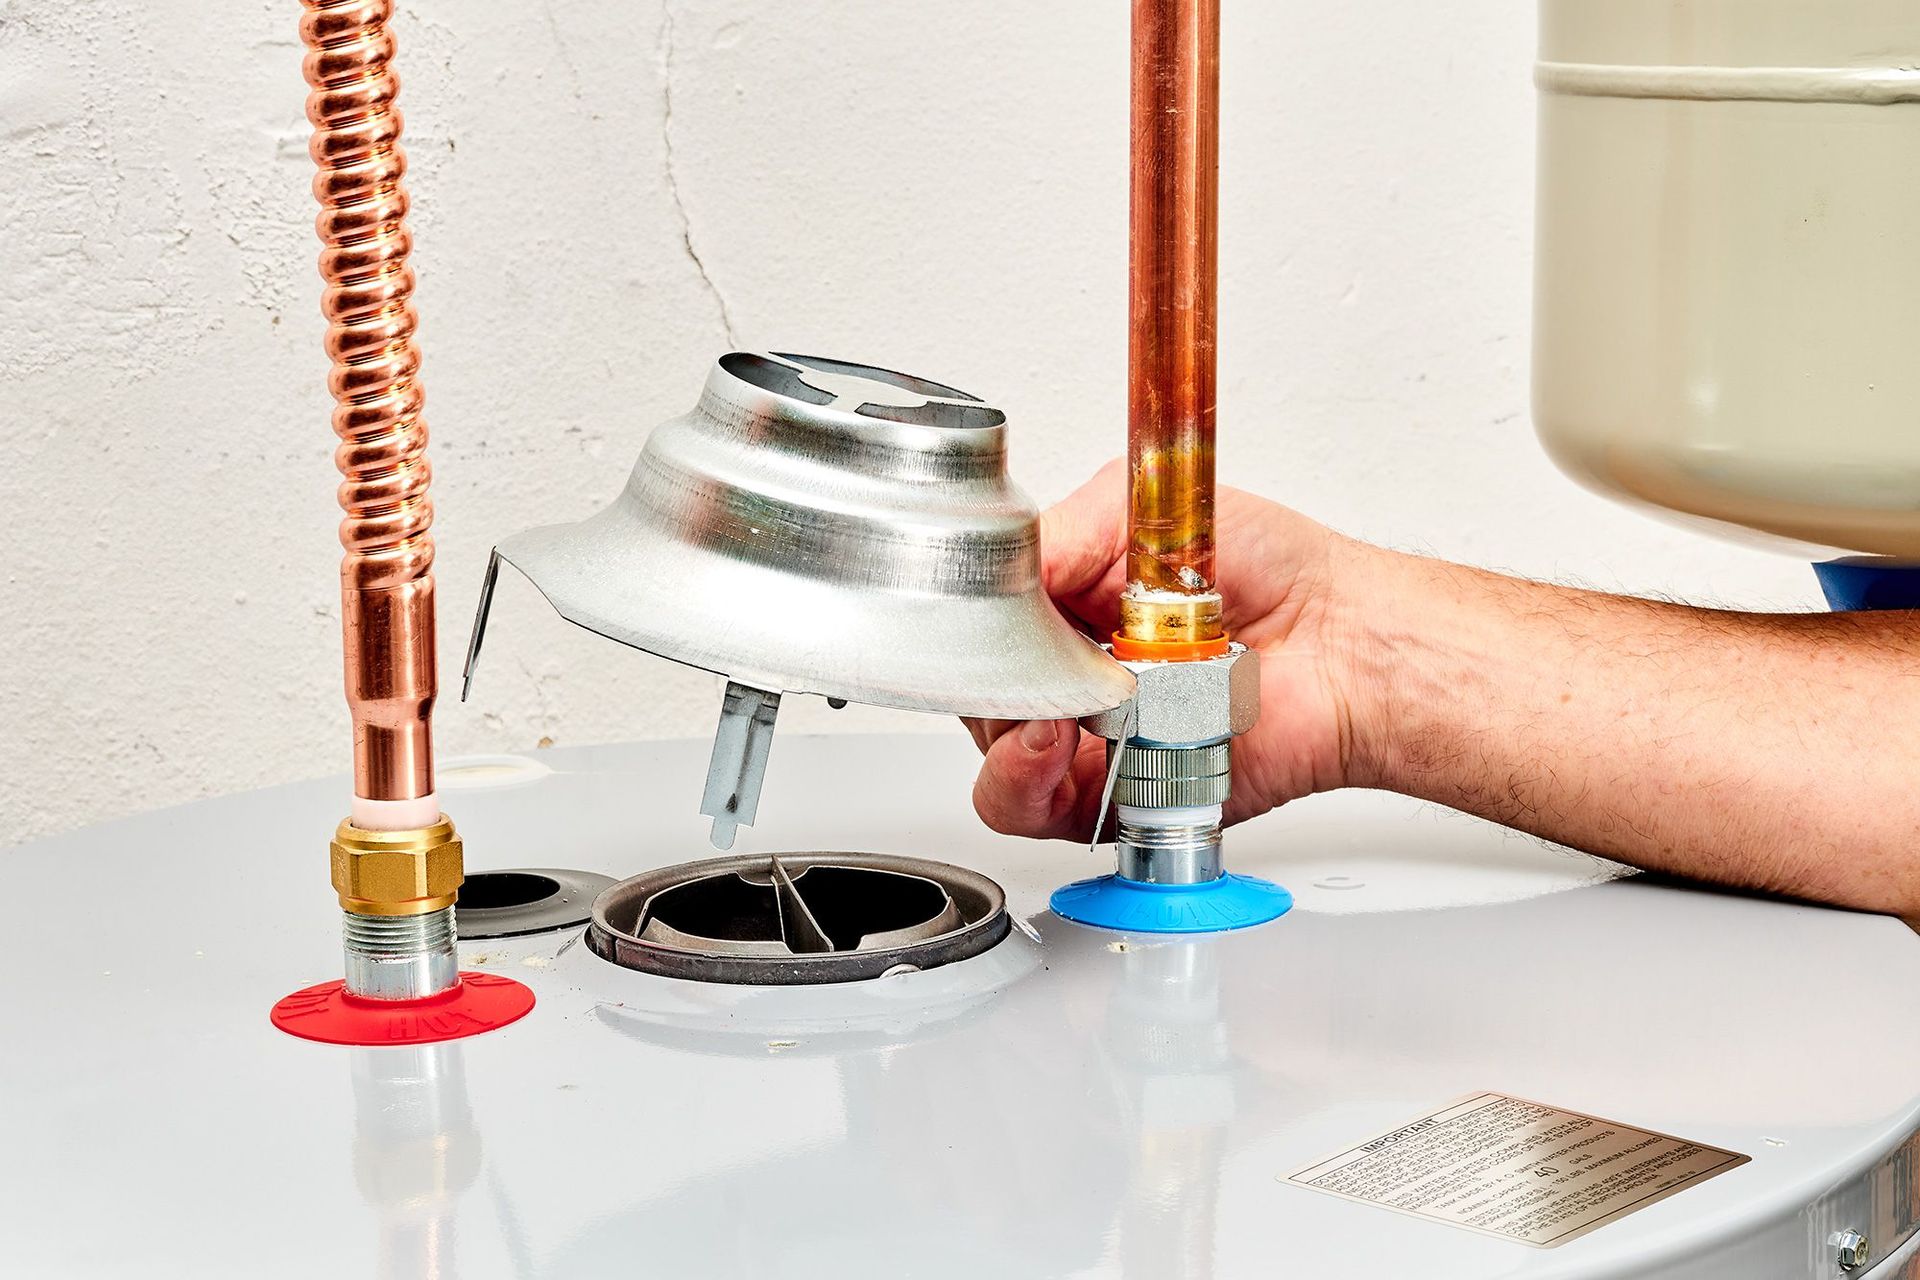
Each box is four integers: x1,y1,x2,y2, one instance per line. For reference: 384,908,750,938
516,656,562,746
540,0,582,97
656,0,740,348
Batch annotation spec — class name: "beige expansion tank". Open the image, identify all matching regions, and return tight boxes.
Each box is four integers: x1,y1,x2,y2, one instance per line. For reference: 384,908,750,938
1533,0,1920,559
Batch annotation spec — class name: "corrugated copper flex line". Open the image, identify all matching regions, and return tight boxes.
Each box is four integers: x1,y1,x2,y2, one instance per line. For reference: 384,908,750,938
302,0,439,813
276,1,525,1023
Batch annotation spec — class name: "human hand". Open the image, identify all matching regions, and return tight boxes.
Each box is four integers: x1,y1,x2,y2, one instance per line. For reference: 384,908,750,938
965,459,1367,840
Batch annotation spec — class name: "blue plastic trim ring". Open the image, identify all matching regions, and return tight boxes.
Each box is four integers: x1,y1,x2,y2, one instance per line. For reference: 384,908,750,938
1049,872,1293,934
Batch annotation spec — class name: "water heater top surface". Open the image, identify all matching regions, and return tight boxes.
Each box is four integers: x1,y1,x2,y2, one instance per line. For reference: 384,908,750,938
2,734,1916,1278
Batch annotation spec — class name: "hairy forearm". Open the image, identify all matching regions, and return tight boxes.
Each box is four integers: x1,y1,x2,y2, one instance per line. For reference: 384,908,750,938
1334,542,1920,918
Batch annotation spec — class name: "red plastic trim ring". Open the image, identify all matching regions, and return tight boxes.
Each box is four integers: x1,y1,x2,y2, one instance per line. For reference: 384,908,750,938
270,972,535,1046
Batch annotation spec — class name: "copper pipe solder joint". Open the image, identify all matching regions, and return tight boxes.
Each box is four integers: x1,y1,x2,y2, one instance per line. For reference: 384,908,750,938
330,816,465,917
1118,592,1225,652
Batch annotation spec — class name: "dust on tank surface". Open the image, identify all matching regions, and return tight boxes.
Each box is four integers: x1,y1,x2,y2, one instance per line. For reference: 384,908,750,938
1532,0,1920,558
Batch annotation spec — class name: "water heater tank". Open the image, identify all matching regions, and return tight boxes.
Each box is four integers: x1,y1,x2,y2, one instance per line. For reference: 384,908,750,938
1533,0,1920,559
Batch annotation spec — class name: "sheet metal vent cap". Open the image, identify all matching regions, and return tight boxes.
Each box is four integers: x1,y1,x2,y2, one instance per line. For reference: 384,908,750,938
466,351,1134,721
587,853,1010,985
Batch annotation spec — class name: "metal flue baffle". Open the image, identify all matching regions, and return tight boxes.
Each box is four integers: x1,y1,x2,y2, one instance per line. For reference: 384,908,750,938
587,851,1011,985
465,352,1134,847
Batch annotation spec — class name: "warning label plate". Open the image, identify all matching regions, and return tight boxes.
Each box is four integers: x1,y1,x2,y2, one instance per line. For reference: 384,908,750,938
1286,1093,1749,1248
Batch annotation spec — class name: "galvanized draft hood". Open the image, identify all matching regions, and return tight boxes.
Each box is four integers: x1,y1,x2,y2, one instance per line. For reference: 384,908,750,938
465,351,1134,846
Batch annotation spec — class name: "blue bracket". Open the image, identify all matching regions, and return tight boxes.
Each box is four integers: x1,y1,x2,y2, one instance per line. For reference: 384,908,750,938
1813,561,1920,612
1050,872,1292,934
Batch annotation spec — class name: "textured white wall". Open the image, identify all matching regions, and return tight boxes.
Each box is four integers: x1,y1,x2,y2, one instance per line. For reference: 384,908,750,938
1,0,1821,844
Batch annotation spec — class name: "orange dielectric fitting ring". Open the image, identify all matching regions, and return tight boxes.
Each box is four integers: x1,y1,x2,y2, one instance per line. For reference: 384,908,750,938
1111,632,1231,662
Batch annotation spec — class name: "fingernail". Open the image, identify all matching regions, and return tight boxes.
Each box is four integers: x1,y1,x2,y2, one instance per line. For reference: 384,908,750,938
1019,719,1058,752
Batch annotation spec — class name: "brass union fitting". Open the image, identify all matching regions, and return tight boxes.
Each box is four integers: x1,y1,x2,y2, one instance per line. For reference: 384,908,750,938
1120,591,1224,646
330,817,464,917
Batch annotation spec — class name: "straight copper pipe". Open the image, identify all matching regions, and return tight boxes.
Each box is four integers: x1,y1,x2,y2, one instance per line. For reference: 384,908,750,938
1125,0,1223,645
302,0,438,805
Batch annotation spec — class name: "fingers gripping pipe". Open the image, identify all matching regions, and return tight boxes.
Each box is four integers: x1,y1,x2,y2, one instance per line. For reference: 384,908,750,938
301,0,460,999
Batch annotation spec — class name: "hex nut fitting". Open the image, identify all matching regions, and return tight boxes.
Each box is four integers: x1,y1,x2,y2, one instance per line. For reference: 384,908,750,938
1834,1229,1870,1271
330,816,464,917
1080,643,1260,747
